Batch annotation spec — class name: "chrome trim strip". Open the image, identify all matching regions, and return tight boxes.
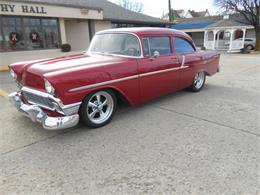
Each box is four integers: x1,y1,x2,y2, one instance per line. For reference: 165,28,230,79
181,55,186,67
69,75,139,92
69,66,189,92
21,87,81,115
22,87,60,102
62,102,81,110
139,66,188,77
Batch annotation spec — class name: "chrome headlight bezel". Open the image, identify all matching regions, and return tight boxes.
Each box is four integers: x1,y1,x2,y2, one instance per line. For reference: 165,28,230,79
10,69,17,80
44,78,55,95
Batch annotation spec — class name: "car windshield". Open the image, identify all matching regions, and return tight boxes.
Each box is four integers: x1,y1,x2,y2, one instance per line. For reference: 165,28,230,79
88,33,141,57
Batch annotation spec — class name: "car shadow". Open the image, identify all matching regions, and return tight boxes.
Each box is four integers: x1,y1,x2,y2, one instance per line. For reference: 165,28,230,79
35,83,242,138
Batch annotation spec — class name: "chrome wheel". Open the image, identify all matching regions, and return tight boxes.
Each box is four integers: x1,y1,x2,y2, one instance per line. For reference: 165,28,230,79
194,72,205,90
86,91,114,125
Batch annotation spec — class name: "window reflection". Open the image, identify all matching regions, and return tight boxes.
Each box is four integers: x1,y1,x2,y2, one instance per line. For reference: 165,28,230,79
0,16,60,52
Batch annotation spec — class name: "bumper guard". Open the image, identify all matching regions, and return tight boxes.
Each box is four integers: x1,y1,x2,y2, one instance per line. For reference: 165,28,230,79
9,92,79,130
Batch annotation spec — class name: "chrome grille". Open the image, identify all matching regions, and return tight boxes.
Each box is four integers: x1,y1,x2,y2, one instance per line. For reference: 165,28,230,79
22,91,55,110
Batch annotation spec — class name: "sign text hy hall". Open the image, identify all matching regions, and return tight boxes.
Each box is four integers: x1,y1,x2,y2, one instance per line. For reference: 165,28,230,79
0,4,47,14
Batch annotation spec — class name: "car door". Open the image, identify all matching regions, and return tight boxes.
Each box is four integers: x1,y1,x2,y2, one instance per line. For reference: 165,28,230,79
137,36,181,102
173,36,201,89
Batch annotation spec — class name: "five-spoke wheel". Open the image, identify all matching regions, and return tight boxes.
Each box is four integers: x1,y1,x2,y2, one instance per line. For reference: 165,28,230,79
80,90,117,128
188,71,206,92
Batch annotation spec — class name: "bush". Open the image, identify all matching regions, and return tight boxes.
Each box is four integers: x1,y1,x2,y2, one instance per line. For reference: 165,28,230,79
61,44,71,52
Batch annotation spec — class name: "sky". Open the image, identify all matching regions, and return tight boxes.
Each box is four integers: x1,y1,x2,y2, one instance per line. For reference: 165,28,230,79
109,0,219,18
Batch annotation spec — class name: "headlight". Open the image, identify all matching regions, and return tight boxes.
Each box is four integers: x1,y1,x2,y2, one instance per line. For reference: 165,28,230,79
10,69,17,79
44,79,55,95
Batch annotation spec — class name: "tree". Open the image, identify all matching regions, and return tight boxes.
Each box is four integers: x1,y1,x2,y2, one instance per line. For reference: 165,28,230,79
215,0,260,51
116,0,144,13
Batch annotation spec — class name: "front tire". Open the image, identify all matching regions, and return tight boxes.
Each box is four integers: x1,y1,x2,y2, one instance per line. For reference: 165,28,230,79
80,89,117,128
188,71,206,92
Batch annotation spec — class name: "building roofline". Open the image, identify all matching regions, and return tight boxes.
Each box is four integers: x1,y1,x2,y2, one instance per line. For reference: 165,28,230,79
107,18,170,24
8,0,169,24
205,25,254,30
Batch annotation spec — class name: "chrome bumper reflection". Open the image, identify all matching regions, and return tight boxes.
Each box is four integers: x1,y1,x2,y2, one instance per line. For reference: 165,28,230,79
9,92,79,130
21,87,81,116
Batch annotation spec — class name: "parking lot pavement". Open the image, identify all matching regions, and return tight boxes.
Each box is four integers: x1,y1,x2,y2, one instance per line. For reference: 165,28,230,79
0,54,259,194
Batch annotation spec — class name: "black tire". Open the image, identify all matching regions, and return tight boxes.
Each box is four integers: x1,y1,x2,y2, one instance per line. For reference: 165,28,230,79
246,44,254,51
79,89,117,128
188,71,206,92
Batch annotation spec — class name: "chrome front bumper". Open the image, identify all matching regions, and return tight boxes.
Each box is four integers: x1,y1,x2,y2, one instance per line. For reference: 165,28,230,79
9,92,79,130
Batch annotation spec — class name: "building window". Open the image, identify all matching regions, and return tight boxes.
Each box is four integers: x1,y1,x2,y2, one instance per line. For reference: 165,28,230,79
0,16,61,52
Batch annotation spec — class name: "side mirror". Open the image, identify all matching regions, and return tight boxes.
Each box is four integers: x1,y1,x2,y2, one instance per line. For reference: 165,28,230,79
153,51,160,58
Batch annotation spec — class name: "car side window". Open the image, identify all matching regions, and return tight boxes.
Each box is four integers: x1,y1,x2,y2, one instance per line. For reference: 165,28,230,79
143,38,150,56
174,37,195,54
143,36,171,56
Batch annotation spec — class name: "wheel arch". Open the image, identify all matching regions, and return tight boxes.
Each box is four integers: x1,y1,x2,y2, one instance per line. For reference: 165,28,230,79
196,68,210,76
81,85,134,106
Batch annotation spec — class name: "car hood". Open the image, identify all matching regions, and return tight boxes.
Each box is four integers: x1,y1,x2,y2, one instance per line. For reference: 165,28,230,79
10,53,132,90
11,53,128,77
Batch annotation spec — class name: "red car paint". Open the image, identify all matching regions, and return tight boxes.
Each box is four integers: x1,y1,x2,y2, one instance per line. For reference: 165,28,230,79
10,28,220,109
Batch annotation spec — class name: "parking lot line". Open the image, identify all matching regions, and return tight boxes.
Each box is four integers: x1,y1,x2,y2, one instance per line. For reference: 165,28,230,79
0,66,9,72
0,89,8,99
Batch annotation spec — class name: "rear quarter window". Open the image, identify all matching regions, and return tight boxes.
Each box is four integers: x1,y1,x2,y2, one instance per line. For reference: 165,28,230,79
173,37,195,54
143,36,172,56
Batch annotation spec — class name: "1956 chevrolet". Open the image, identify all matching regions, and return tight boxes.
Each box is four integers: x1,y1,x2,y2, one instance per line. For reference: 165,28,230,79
9,28,220,130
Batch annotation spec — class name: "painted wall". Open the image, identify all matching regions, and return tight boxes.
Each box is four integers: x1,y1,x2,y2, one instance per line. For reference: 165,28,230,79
94,20,112,33
65,20,90,51
246,29,255,38
59,18,67,44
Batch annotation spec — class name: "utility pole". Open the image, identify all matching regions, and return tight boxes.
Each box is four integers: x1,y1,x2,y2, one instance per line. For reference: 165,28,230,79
168,0,172,21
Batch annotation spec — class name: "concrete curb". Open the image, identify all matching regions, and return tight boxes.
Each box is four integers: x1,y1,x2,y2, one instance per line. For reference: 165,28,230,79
0,89,8,99
0,66,9,72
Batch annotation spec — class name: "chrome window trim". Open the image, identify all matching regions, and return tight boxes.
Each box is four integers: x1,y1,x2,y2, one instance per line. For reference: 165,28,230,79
87,32,144,59
142,37,151,56
69,65,189,92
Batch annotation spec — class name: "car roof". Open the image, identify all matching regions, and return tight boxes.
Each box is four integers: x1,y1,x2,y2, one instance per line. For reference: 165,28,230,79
97,27,190,38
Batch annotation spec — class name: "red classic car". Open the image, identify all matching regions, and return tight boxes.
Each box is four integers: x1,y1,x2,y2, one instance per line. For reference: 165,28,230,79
9,28,220,130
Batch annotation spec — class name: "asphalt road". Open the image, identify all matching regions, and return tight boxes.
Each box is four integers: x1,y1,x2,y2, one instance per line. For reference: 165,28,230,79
0,54,259,194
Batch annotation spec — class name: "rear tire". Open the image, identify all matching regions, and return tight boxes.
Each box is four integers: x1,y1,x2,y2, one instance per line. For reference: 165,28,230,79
246,44,254,51
79,89,117,128
188,71,206,92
